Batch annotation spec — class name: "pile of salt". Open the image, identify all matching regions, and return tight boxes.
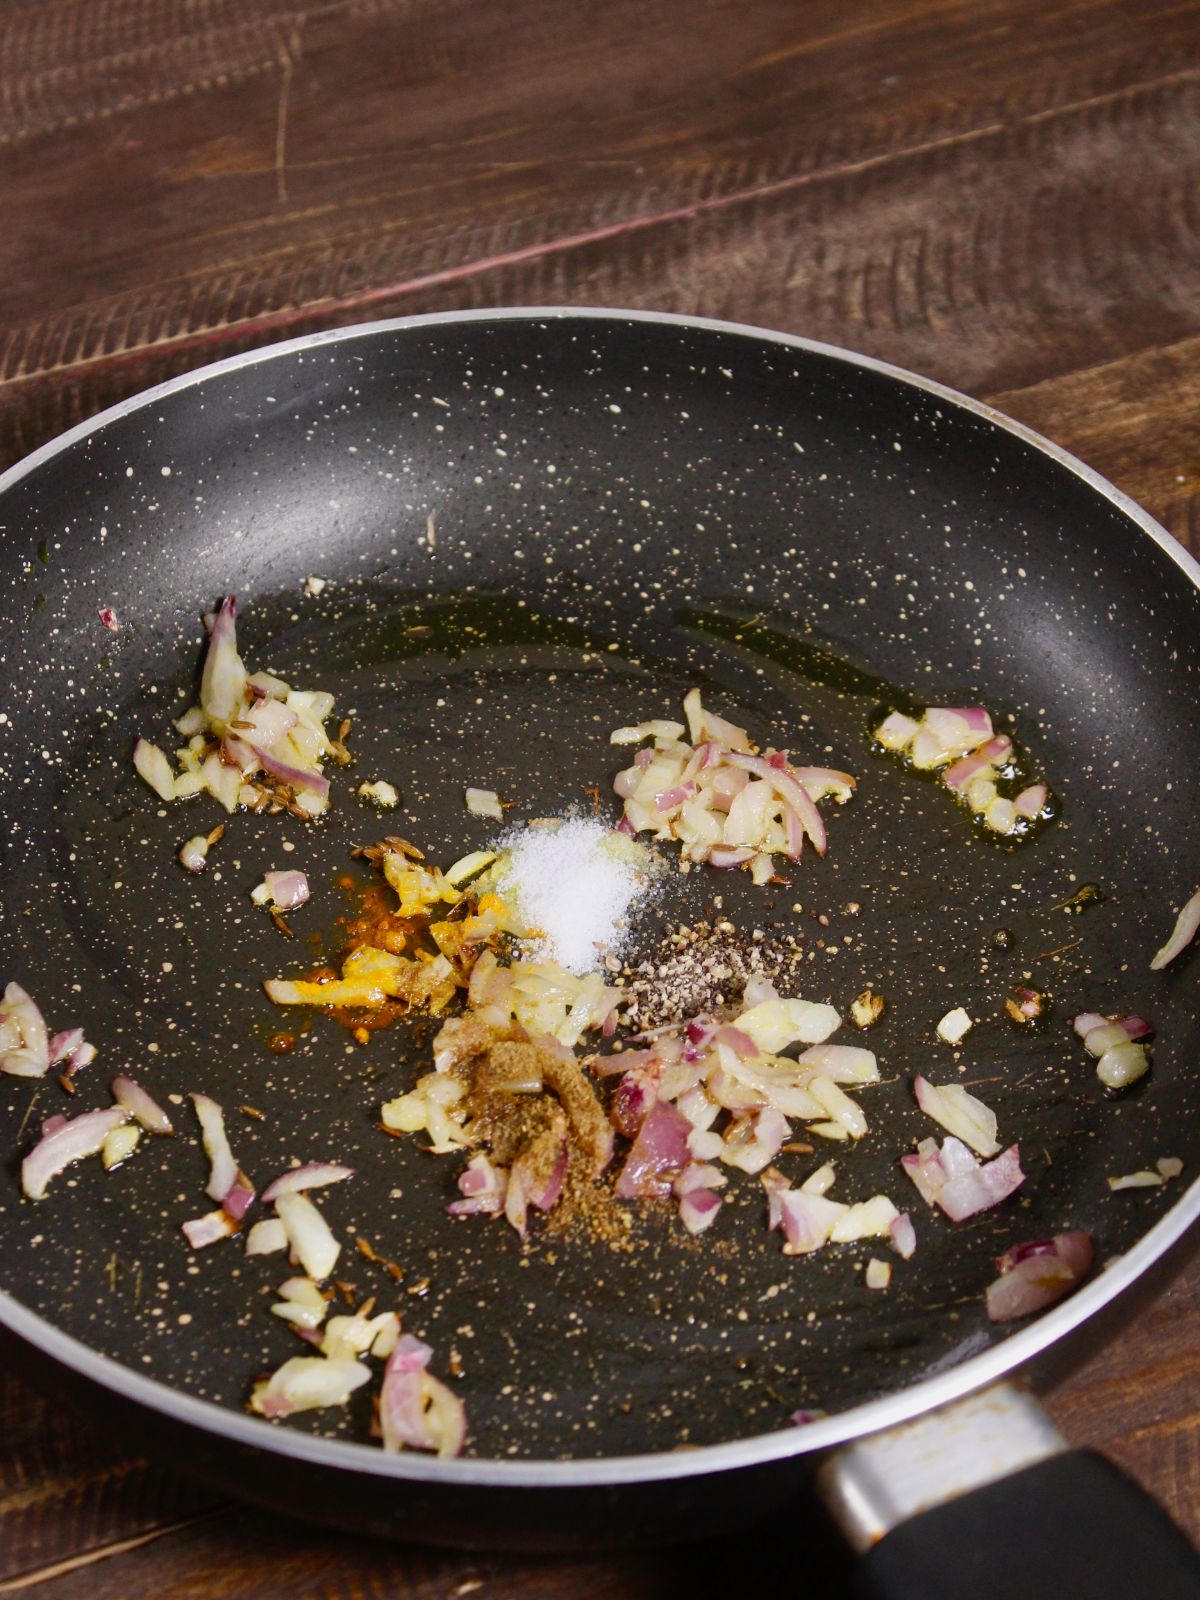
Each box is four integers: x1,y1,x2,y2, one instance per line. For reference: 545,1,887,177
492,818,655,976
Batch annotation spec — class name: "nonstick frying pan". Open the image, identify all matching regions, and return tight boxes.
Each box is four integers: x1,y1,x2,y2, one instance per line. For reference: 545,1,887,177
0,310,1197,1593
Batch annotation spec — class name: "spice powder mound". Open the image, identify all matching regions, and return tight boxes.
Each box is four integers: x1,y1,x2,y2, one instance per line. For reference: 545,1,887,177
613,919,806,1031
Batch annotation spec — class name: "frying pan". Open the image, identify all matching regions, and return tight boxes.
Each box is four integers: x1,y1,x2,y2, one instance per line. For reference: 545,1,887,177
0,309,1198,1594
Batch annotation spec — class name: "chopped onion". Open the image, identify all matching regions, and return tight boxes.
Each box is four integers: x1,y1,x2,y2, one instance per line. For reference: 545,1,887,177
615,1100,691,1198
245,1218,288,1255
133,738,177,802
261,1162,355,1203
275,1190,341,1281
737,999,840,1054
777,1190,847,1254
191,1093,242,1203
358,779,400,808
1107,1170,1163,1191
889,1211,917,1258
828,1194,899,1243
935,1007,973,1046
112,1075,174,1135
865,1258,892,1290
22,1107,129,1199
986,1232,1093,1322
678,1187,723,1234
251,1356,370,1420
446,1153,509,1217
901,1136,1025,1220
1149,886,1200,970
251,871,310,912
465,787,504,820
101,1123,141,1170
380,1337,465,1458
0,982,50,1078
182,1208,241,1248
270,1276,330,1330
913,1075,1000,1157
179,835,211,874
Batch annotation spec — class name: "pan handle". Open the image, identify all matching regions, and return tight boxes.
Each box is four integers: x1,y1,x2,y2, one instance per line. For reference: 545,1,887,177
817,1383,1200,1599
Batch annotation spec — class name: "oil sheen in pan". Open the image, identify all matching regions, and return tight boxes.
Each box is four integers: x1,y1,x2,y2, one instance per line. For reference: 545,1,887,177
4,590,1181,1460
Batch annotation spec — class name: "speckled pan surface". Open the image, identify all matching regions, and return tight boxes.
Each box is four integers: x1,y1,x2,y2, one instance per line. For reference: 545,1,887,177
0,310,1197,1483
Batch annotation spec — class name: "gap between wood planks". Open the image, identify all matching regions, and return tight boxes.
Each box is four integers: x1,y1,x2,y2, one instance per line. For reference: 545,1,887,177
3,61,1197,391
0,1511,225,1595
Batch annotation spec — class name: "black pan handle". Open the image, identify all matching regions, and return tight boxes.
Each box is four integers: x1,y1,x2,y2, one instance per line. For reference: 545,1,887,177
817,1383,1200,1600
855,1448,1200,1600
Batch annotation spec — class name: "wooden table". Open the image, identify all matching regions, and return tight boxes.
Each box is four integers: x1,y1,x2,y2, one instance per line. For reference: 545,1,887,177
1,0,1197,1591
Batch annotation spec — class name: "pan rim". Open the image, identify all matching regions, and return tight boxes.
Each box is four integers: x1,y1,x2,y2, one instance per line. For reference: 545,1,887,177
1,304,1197,1489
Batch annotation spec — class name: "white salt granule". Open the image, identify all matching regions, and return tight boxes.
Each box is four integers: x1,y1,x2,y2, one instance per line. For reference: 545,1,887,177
492,817,655,975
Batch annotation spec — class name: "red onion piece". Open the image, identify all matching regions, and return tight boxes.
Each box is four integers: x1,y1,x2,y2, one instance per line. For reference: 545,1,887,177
655,782,696,811
263,870,310,911
611,1070,658,1138
261,1161,355,1203
761,1166,792,1231
1072,1012,1107,1039
935,706,992,736
1119,1015,1154,1041
0,982,50,1078
446,1154,508,1217
616,815,635,837
112,1075,174,1135
241,742,331,806
222,1172,256,1221
41,1114,68,1138
1014,783,1048,818
901,1136,1025,1220
22,1107,129,1199
47,1028,84,1066
1150,886,1200,970
615,1100,692,1198
98,605,120,631
725,752,828,854
182,1209,241,1248
714,1024,759,1060
199,595,246,728
777,1189,845,1253
942,748,995,792
678,1188,722,1234
986,1231,1094,1322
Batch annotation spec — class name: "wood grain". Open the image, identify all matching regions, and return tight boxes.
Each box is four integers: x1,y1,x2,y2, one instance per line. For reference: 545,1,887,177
1,0,1197,1591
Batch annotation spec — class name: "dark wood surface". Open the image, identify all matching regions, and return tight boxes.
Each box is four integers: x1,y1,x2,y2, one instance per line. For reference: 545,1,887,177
1,0,1197,1591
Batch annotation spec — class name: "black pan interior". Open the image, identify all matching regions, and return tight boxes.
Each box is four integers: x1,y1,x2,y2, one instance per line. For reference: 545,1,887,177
0,314,1197,1460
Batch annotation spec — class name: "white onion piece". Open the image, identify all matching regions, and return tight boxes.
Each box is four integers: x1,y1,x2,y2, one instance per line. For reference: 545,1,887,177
47,1027,83,1067
0,983,51,1078
799,1161,837,1196
101,1123,141,1170
251,1356,370,1420
1096,1041,1149,1089
737,999,840,1054
889,1211,917,1258
112,1075,174,1135
1150,886,1200,970
22,1107,129,1199
935,1008,973,1046
913,1075,1000,1157
828,1194,899,1243
270,1276,330,1329
1107,1170,1162,1191
133,738,178,802
610,720,686,745
191,1093,240,1203
275,1190,341,1281
807,1076,867,1139
464,787,504,820
795,1044,879,1084
261,1161,355,1203
245,1218,288,1255
865,1258,892,1290
875,711,920,751
321,1309,400,1362
179,834,211,873
182,1208,240,1248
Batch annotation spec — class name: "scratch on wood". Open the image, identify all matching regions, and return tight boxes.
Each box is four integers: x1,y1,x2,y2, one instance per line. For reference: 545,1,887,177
0,1511,224,1594
274,21,305,207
